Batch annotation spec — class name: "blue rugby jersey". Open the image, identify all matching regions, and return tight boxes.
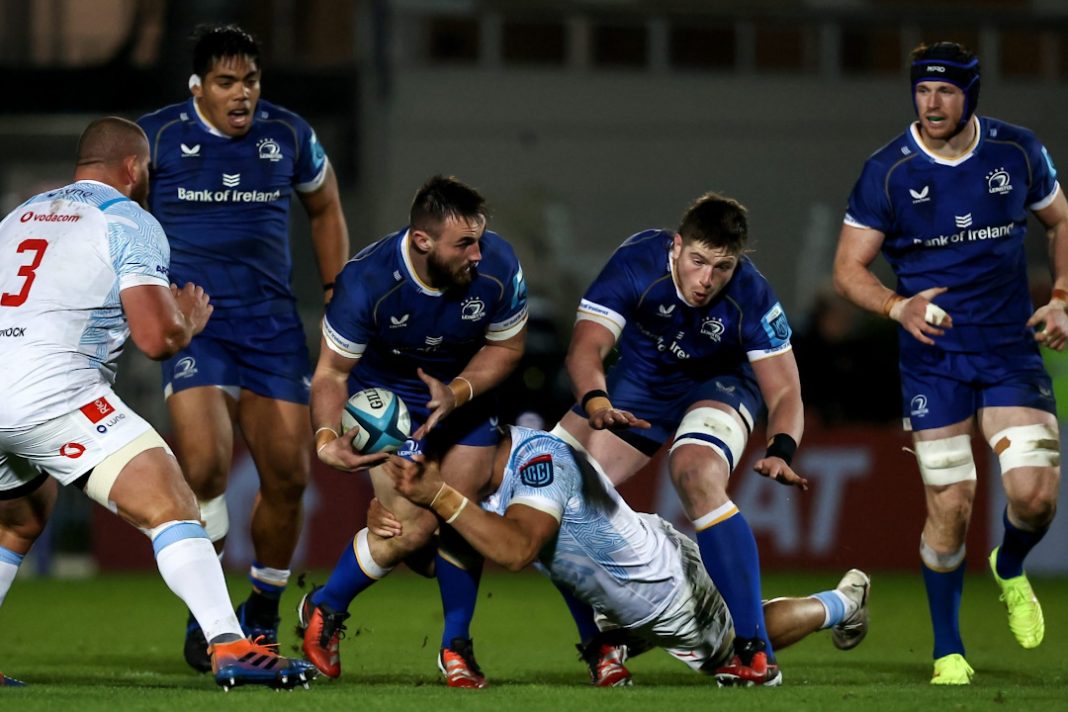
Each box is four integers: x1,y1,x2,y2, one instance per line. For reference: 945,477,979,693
322,228,528,407
845,116,1060,352
576,230,792,395
137,98,328,317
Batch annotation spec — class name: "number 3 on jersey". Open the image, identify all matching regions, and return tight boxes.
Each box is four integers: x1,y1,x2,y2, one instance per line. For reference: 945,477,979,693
2,239,48,307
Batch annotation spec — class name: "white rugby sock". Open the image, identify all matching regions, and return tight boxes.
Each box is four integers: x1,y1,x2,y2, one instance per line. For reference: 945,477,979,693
150,520,242,641
0,547,23,608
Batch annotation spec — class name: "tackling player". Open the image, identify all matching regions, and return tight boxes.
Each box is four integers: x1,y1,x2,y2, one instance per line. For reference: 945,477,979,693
0,117,315,690
301,175,528,687
137,24,349,671
833,41,1067,685
381,428,868,686
552,192,807,685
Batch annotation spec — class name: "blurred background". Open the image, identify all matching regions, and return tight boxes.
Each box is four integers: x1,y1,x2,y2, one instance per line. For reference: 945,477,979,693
4,0,1068,578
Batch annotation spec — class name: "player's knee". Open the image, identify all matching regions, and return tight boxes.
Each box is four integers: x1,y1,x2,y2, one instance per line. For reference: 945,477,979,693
668,449,728,500
669,407,747,474
914,435,976,486
1007,486,1058,527
920,536,966,571
989,423,1060,474
258,473,307,505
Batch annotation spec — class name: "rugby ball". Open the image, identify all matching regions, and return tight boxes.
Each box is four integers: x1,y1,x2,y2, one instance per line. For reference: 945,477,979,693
341,388,411,454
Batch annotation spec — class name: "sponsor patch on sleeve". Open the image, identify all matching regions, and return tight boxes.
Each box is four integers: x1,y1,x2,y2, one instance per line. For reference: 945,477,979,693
760,302,792,346
519,454,554,488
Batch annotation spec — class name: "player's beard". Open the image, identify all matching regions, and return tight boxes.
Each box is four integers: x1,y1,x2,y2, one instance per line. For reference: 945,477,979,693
427,252,476,289
130,173,150,208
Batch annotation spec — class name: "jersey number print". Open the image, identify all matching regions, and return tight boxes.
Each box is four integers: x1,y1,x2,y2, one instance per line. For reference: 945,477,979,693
1,239,48,307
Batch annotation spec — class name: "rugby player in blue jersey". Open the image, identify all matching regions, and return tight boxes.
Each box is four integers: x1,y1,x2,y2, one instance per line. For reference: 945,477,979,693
833,42,1068,685
137,25,349,671
553,192,808,687
300,176,530,687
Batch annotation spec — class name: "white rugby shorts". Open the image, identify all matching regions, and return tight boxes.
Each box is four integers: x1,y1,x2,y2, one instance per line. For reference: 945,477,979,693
612,515,734,672
0,390,157,493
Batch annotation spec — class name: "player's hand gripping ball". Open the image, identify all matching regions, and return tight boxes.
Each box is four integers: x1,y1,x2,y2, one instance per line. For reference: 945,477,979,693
341,388,412,454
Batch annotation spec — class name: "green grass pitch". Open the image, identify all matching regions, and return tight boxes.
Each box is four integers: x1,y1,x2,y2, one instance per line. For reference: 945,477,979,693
1,570,1066,711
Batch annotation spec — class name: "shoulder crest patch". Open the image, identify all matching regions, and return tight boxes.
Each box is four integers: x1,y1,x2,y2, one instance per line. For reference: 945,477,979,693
519,454,554,487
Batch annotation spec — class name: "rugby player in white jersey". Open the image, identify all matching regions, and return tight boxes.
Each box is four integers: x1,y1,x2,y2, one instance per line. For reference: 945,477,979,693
376,429,868,686
834,42,1068,684
0,117,315,690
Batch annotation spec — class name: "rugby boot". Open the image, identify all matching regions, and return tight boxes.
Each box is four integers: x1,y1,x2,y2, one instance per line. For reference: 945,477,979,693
210,636,317,691
296,586,350,679
831,569,871,651
235,599,280,648
989,547,1044,649
438,637,487,688
714,636,782,687
930,653,974,685
183,611,213,673
577,637,632,687
1,672,25,687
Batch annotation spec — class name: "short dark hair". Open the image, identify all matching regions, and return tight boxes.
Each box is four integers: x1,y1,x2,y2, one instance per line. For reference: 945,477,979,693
76,117,148,167
192,24,260,77
677,192,748,254
909,40,976,66
409,175,488,234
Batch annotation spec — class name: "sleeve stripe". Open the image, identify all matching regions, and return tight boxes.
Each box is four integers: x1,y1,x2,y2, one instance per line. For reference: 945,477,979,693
486,311,528,341
508,496,563,522
1029,181,1061,211
119,274,169,290
295,158,329,194
576,309,623,340
843,215,873,230
747,343,793,363
322,316,365,359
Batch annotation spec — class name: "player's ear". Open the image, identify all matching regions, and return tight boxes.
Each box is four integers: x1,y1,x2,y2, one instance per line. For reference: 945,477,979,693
122,155,140,185
410,229,434,254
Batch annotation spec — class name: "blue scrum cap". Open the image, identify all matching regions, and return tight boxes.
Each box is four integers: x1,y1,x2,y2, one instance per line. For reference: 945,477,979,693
910,42,980,133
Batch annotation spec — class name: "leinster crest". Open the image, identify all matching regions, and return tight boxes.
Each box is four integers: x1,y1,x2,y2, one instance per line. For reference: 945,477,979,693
700,317,725,342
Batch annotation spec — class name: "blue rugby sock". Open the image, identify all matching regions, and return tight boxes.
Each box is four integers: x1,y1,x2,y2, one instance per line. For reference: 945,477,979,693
437,552,483,647
555,582,601,644
314,530,388,612
996,507,1048,579
694,505,772,655
921,560,966,659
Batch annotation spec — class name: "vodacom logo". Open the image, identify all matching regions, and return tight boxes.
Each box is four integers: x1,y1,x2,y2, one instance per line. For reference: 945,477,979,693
59,442,86,459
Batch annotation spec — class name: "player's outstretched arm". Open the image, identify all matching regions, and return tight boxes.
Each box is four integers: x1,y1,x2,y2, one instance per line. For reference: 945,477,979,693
298,164,349,304
565,320,650,430
751,350,808,491
121,282,212,360
385,455,558,571
1029,189,1068,350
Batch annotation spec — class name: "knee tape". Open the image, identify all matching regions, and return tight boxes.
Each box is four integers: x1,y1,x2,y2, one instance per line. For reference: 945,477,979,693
919,536,966,572
85,430,172,511
198,494,229,543
914,435,976,486
669,407,747,472
989,423,1060,473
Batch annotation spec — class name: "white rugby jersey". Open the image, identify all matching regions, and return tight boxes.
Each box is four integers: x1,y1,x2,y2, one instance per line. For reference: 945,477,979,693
0,180,170,428
483,426,684,629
